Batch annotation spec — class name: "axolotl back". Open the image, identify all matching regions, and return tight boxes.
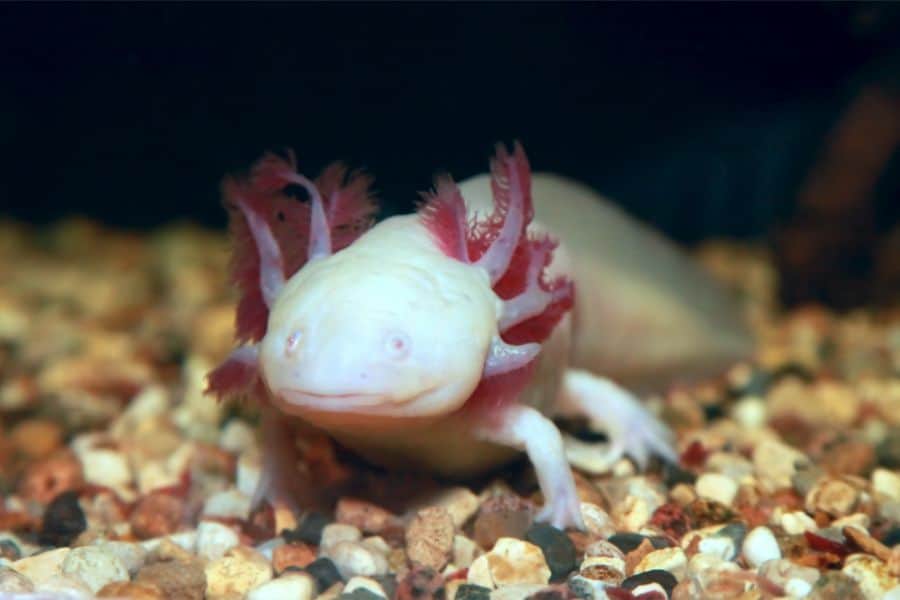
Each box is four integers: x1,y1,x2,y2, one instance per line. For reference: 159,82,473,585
207,144,751,530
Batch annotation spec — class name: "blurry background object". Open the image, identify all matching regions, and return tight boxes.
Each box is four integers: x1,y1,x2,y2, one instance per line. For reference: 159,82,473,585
0,2,898,309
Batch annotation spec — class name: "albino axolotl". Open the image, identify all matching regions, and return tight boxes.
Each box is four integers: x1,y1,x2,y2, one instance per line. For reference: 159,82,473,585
207,143,751,530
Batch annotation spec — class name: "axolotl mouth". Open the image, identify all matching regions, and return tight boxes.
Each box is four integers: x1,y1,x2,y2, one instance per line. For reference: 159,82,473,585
274,386,440,415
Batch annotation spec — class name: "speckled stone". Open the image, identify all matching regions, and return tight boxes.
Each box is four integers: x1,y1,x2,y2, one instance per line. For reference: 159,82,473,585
135,559,206,600
60,546,129,593
455,583,492,600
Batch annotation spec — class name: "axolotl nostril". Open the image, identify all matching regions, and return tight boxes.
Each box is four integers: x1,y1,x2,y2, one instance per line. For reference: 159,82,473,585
206,143,752,530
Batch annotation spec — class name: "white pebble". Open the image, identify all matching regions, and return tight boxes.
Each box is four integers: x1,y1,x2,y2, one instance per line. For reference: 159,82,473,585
196,520,241,561
698,535,737,561
742,527,781,568
91,540,147,576
203,489,252,520
873,468,900,501
60,546,129,593
780,511,817,535
219,419,257,454
320,523,362,550
326,541,389,580
344,576,388,598
80,448,132,489
236,450,262,498
635,547,687,581
247,573,315,600
695,473,739,506
731,396,767,429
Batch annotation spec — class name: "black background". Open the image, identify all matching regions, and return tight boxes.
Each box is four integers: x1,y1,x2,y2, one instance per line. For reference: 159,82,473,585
1,2,897,242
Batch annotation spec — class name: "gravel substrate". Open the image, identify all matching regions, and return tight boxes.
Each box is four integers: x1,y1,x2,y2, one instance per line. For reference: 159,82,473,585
1,218,899,599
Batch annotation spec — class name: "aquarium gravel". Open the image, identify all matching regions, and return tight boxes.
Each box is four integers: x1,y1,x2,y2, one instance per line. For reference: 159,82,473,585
1,218,899,599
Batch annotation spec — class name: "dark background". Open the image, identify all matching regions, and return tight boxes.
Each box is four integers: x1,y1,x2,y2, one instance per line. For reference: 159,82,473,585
1,2,898,243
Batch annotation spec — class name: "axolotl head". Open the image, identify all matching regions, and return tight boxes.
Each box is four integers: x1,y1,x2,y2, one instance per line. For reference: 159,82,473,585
259,215,502,419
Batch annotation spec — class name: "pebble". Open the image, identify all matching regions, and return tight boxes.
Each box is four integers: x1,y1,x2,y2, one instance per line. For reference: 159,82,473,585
455,583,492,599
130,492,185,539
490,583,548,599
608,533,665,554
92,539,147,576
34,574,94,597
196,520,241,560
321,523,363,549
135,559,207,600
247,572,316,600
204,546,273,600
236,449,263,498
344,575,388,598
60,546,129,593
284,512,330,545
758,559,820,598
805,477,860,517
753,439,809,491
873,468,900,501
18,451,83,505
812,571,866,599
467,537,550,588
12,547,70,587
525,524,577,581
219,419,257,454
325,540,389,580
0,566,34,593
579,503,616,539
97,581,166,599
424,487,481,529
80,447,133,490
305,557,343,591
405,507,455,571
621,569,678,597
634,547,687,581
39,490,87,547
742,526,781,568
337,499,399,535
473,495,535,549
780,510,818,534
395,566,444,600
453,534,480,569
202,489,252,520
842,554,900,600
10,419,63,459
272,542,317,573
731,396,767,429
695,472,739,506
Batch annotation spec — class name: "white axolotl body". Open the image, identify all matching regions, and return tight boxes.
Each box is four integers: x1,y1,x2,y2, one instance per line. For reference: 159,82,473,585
208,145,751,530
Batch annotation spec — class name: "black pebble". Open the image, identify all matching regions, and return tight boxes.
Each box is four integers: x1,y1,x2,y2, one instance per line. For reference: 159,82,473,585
882,527,900,547
525,523,577,581
455,584,491,600
305,557,343,591
663,462,697,487
607,533,669,554
39,490,86,547
876,428,900,469
339,589,384,600
283,511,329,545
621,569,678,597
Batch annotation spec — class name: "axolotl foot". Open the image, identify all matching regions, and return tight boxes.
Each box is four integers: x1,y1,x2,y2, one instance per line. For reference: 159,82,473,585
559,369,678,470
475,405,586,531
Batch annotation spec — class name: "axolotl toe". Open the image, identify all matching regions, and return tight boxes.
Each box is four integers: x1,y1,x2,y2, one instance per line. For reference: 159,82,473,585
207,144,752,530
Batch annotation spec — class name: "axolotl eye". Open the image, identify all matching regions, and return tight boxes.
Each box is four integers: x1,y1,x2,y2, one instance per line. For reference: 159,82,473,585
384,331,411,360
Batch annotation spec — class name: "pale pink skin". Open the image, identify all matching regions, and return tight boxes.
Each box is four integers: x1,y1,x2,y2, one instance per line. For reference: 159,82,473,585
222,170,751,531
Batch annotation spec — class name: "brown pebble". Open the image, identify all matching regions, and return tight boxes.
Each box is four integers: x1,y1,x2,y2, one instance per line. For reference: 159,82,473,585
473,495,535,549
272,542,316,573
18,450,84,504
809,571,866,599
10,419,63,459
624,538,656,576
406,506,455,571
135,560,206,600
97,581,166,599
843,526,891,561
335,497,399,534
820,440,875,477
130,493,185,539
